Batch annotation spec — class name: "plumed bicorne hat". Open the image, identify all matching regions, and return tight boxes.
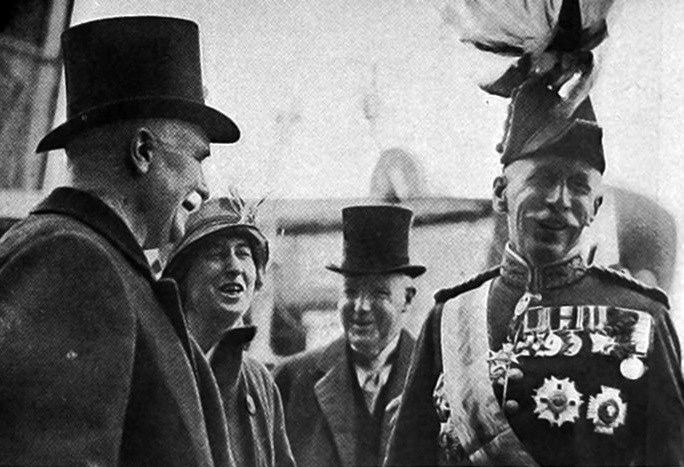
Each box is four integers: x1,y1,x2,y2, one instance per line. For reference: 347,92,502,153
37,16,239,152
497,77,605,173
326,205,425,278
163,195,269,288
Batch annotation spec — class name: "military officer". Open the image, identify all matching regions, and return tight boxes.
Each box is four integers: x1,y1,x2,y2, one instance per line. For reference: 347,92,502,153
385,78,684,466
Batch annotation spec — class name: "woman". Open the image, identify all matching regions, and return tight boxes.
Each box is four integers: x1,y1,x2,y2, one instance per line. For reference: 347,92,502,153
164,195,295,467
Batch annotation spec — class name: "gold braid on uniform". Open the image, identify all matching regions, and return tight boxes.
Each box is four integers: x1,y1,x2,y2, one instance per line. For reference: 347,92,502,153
588,265,670,308
434,267,500,304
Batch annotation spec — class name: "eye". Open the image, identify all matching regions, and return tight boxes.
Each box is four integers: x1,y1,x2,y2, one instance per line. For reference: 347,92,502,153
343,288,358,299
568,177,591,194
235,246,253,259
204,248,224,262
194,148,210,163
529,171,556,188
372,289,391,299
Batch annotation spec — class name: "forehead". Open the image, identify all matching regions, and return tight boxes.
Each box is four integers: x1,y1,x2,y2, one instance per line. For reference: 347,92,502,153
506,155,602,181
201,234,251,251
343,273,407,289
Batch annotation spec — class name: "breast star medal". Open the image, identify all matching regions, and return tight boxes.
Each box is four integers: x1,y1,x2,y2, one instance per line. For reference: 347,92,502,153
533,376,583,426
620,355,646,380
488,343,522,385
587,386,627,434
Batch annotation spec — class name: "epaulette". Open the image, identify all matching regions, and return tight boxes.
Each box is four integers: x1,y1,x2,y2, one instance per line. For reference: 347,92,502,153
589,265,670,308
434,266,500,304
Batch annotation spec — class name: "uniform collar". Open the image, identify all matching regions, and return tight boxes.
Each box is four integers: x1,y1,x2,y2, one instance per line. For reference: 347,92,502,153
500,243,587,292
32,187,152,279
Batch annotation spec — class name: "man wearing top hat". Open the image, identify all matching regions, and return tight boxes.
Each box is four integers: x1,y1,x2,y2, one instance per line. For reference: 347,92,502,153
274,205,425,467
0,17,239,466
385,78,684,466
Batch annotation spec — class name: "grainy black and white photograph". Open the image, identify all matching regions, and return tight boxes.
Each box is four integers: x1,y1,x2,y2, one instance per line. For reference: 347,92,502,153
0,0,682,465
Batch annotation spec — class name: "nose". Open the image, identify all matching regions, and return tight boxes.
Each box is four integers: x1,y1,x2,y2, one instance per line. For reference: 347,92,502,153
222,249,243,274
545,182,571,210
197,170,210,202
354,294,372,314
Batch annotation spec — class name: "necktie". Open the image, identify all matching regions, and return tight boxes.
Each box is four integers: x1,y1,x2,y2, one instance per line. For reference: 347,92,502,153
362,371,382,414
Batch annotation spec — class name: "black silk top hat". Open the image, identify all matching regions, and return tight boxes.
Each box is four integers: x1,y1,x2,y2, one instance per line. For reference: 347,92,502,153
37,16,239,152
498,78,605,174
326,205,426,278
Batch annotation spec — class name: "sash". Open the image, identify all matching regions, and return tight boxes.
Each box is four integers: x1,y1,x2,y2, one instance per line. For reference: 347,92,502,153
440,281,538,466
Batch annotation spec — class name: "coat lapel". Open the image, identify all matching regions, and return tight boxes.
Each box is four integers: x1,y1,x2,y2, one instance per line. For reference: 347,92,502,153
314,339,358,467
153,278,197,371
380,330,415,456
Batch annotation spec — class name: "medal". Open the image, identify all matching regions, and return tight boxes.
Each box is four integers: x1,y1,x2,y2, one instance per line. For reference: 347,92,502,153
514,292,541,317
538,333,563,357
620,356,646,380
533,376,583,426
562,332,583,356
587,386,627,434
488,343,522,385
590,332,615,354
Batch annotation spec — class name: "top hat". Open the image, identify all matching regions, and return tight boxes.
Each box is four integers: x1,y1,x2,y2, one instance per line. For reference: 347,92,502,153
163,196,269,287
326,205,425,278
37,16,239,152
498,78,605,173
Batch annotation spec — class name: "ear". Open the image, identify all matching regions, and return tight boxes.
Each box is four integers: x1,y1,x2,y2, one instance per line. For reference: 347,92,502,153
130,127,156,175
590,194,604,223
254,267,265,292
492,175,508,213
404,286,416,308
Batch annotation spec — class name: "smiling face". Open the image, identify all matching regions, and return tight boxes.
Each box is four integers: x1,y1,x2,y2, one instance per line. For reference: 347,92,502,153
494,155,603,265
339,273,415,363
183,234,258,334
140,119,210,249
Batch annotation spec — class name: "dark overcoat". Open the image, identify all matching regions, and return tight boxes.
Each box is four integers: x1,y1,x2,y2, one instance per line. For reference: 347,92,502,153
0,187,233,466
274,330,415,467
210,326,296,467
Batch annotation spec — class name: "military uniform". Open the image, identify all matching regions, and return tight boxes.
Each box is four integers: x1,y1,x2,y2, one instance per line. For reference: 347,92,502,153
385,246,684,466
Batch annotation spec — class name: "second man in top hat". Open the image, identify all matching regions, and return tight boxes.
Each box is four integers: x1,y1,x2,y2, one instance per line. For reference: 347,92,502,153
274,205,424,467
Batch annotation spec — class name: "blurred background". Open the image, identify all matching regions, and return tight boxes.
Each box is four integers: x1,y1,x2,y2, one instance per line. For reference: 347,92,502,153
1,0,682,365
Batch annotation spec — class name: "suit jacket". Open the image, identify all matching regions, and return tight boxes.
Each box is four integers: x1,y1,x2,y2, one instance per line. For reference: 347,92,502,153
274,330,415,467
0,188,233,466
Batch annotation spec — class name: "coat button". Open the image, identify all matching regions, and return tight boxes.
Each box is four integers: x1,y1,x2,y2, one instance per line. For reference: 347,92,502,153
504,399,519,414
245,394,257,415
